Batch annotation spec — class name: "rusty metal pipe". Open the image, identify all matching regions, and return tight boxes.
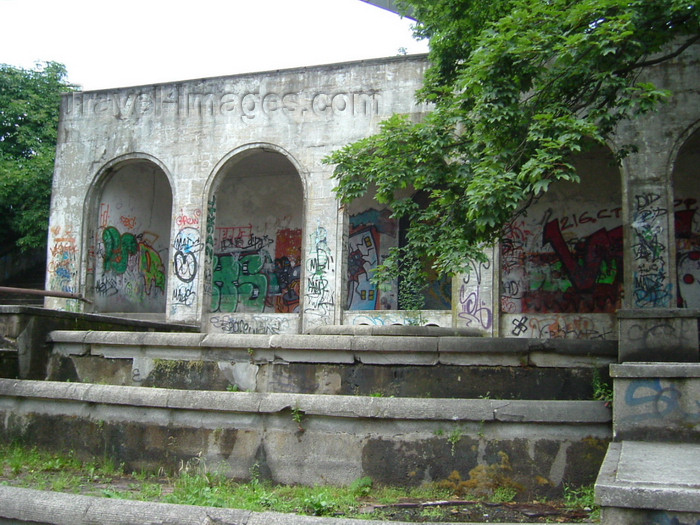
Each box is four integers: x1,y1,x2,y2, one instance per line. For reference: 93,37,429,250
0,286,92,304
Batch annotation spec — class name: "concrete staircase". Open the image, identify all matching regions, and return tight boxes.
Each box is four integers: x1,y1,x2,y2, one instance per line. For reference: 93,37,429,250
594,362,700,524
0,315,615,502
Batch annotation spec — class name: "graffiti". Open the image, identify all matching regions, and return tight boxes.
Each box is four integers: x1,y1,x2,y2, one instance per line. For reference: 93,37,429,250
99,226,166,298
175,208,201,228
211,253,269,312
94,276,119,296
209,225,301,314
459,258,493,330
209,314,291,335
103,226,138,274
305,226,335,319
648,512,700,525
120,215,136,229
542,219,622,292
172,284,196,306
501,200,623,317
511,316,528,336
632,192,671,307
623,379,700,423
675,199,700,308
527,315,612,339
507,313,612,339
48,226,78,294
347,225,380,309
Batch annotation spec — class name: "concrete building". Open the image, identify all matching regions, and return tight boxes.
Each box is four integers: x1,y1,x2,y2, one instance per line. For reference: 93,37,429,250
45,44,699,342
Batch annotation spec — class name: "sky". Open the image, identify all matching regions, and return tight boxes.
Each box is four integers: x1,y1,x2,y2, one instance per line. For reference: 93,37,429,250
1,0,428,92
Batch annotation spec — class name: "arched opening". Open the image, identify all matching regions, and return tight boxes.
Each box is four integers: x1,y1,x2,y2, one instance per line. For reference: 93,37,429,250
345,188,451,312
672,127,700,308
500,144,622,338
209,148,303,318
90,159,172,314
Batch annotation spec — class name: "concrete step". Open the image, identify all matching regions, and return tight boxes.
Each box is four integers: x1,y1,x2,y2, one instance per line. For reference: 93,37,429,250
595,441,700,524
47,330,617,399
0,486,586,525
0,378,611,499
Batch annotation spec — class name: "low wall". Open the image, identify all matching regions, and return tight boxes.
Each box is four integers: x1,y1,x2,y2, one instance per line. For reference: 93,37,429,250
0,378,611,498
610,362,700,442
47,330,617,399
0,306,197,380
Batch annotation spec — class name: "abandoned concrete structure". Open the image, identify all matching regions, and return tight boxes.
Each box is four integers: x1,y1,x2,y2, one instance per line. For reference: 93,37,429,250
0,36,697,525
45,47,699,344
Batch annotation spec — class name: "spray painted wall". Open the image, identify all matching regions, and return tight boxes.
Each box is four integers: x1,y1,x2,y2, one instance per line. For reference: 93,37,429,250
501,147,622,339
209,150,303,317
673,129,700,308
346,191,399,310
90,162,172,313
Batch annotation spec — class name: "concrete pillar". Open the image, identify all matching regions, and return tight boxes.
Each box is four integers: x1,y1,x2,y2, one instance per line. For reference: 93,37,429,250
301,170,344,332
453,246,497,336
166,188,206,326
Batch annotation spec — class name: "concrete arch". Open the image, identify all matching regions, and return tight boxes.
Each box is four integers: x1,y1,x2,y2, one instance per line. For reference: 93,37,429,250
204,143,308,205
203,143,306,331
83,153,174,314
499,143,623,339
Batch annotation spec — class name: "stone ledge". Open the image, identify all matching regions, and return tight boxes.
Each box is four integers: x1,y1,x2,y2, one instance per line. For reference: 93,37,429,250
0,485,434,525
596,441,700,514
610,362,700,378
0,379,611,424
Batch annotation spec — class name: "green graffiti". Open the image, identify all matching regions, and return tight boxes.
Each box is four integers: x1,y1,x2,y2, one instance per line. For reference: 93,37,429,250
103,226,137,274
140,242,166,294
212,253,268,312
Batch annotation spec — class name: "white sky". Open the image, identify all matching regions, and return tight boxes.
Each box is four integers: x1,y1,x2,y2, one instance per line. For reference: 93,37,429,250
0,0,428,92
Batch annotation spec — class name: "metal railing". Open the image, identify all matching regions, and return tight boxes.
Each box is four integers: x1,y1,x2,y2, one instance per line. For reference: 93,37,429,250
0,286,92,304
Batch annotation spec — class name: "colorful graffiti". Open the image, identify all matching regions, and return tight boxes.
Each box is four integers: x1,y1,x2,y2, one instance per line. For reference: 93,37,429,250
210,226,301,314
501,204,623,315
101,226,166,295
675,198,700,308
346,208,398,310
48,225,78,296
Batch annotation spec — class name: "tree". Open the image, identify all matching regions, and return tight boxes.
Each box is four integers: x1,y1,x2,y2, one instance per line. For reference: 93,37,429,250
325,0,699,296
0,62,76,251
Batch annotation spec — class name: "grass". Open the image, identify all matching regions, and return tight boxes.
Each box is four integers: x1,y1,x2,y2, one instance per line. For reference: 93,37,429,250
0,442,599,521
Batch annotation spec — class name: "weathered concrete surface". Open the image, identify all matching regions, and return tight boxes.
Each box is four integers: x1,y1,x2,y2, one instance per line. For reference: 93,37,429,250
0,307,195,380
47,330,616,398
0,379,610,497
595,441,700,525
610,362,700,442
617,309,700,362
0,485,580,525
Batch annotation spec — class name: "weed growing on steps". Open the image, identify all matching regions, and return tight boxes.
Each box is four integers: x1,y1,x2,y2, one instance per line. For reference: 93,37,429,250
0,442,599,521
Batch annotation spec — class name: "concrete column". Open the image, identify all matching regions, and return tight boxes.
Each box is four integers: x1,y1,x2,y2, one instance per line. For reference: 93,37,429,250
166,192,206,326
452,246,497,336
301,173,343,332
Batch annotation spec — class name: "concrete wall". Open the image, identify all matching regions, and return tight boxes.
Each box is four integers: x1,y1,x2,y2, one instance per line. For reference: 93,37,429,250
0,379,611,497
46,46,700,339
47,56,430,332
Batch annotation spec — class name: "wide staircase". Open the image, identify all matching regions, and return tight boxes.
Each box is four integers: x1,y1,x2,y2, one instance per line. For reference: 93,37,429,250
0,315,615,506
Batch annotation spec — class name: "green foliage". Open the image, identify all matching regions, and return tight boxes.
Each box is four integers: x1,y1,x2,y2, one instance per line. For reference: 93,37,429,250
592,369,614,403
0,62,76,250
326,0,699,284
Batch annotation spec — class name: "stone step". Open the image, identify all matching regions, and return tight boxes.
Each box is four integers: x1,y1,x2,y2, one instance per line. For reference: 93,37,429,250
0,378,612,498
47,330,617,399
595,441,700,524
